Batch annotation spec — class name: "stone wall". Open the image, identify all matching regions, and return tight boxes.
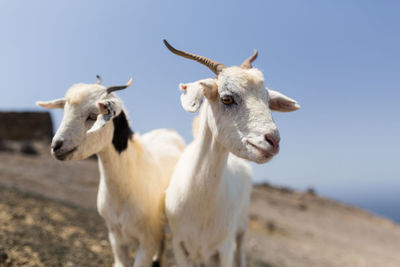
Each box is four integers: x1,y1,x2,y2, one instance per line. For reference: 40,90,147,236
0,112,53,141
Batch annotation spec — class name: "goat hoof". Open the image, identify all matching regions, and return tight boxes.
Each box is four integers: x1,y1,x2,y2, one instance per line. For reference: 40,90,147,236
151,261,160,267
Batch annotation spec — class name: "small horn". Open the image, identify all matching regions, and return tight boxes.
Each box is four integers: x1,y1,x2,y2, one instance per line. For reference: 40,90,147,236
106,78,133,94
163,39,226,75
96,75,102,84
240,50,258,69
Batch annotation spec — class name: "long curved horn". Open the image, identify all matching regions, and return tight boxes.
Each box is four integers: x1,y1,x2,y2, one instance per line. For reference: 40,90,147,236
240,49,258,69
106,78,133,94
163,39,226,75
96,75,102,84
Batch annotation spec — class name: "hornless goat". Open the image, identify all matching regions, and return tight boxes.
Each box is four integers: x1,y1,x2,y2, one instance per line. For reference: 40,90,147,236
37,77,185,267
163,40,300,267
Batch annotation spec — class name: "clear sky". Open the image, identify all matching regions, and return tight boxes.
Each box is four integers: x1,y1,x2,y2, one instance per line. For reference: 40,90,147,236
0,1,399,218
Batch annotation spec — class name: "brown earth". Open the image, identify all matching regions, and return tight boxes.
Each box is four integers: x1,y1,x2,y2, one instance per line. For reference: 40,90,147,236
0,112,53,142
1,142,400,267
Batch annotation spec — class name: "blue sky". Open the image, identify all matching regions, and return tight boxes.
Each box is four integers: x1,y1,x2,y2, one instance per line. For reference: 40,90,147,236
0,1,399,216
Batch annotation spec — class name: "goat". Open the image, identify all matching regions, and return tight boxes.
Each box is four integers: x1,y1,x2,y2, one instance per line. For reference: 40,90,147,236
37,77,185,267
163,40,300,267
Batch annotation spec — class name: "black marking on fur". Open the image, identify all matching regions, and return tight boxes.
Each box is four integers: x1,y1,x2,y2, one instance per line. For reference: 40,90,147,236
151,261,160,267
112,111,133,153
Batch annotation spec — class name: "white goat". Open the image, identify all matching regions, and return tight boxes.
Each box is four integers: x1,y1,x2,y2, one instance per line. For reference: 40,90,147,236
37,76,185,267
163,40,300,267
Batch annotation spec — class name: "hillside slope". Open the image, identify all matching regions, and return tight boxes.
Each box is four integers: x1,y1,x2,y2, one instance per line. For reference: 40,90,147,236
1,146,400,266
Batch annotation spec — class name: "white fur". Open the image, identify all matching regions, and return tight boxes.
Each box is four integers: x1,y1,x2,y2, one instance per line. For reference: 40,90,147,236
37,81,185,267
166,67,299,267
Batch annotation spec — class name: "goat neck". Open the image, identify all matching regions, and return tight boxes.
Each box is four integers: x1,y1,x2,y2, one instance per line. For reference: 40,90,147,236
96,137,142,208
191,102,229,190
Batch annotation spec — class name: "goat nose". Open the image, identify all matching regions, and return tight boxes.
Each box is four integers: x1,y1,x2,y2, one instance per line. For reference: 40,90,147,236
51,139,64,152
264,132,280,150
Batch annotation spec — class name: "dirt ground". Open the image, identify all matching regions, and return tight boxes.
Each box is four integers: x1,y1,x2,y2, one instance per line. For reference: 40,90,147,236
0,186,112,267
1,142,400,266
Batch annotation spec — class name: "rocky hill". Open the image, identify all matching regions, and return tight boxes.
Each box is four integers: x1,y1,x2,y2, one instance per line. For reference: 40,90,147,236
0,112,53,142
1,143,400,266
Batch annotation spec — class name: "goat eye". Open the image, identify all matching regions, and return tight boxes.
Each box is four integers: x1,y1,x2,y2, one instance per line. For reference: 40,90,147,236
87,113,98,121
221,96,234,105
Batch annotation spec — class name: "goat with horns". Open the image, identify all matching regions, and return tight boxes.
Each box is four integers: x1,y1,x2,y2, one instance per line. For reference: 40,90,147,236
163,39,300,267
37,77,185,267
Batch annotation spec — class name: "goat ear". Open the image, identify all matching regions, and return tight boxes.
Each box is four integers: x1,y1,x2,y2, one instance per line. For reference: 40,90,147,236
180,81,205,113
87,99,123,134
36,98,66,109
199,79,218,100
180,78,217,113
268,89,300,112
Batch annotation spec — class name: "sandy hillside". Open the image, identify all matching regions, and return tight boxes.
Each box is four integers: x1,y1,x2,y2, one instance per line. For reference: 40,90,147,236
1,142,400,267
